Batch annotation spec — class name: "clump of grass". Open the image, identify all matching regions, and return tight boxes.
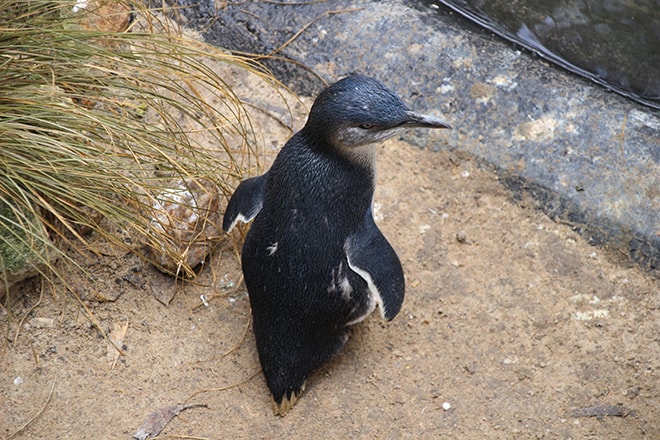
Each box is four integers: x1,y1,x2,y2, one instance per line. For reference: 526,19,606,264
0,0,274,301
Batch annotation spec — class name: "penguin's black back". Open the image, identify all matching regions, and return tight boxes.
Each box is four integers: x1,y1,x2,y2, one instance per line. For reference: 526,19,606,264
241,130,375,403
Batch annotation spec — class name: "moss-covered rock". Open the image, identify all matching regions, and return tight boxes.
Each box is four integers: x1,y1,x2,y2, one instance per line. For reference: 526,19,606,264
0,202,57,297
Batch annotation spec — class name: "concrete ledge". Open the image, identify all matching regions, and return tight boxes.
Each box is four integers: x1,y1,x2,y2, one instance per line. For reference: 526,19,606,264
180,0,659,277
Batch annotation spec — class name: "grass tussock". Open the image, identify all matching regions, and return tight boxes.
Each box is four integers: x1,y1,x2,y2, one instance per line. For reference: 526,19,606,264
0,0,277,300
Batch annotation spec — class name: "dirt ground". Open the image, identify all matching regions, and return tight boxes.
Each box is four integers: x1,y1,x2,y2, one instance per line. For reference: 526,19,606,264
2,66,659,439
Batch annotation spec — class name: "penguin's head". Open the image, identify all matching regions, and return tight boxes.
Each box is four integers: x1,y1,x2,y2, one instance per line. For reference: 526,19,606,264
303,74,451,152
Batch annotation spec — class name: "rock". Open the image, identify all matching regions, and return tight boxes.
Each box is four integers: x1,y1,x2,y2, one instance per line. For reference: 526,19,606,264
76,0,132,34
147,179,221,277
0,202,58,298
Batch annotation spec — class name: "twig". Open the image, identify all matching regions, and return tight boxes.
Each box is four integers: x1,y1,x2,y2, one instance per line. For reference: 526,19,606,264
618,110,628,162
134,404,208,440
261,0,329,5
569,404,635,418
191,274,245,313
240,100,295,134
70,285,126,357
6,379,57,439
228,51,328,86
182,369,261,406
13,278,45,349
219,312,251,359
265,8,362,57
152,435,212,440
192,312,251,365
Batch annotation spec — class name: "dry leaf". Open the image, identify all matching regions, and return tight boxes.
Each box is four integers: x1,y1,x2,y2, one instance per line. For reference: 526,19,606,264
106,320,128,368
133,404,207,440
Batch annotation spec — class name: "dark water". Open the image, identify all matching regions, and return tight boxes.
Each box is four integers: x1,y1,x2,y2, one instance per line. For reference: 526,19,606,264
433,0,660,110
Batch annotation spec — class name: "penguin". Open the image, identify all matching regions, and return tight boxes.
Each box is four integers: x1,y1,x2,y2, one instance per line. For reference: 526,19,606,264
223,74,451,415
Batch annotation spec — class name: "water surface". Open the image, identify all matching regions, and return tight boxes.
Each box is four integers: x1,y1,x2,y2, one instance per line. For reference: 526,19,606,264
434,0,660,109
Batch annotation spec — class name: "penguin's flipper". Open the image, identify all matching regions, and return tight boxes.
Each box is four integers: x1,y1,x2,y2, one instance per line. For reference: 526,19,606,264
345,208,405,321
222,173,268,233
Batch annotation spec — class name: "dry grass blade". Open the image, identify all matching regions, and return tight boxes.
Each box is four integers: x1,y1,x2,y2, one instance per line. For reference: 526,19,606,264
182,369,261,406
6,379,57,439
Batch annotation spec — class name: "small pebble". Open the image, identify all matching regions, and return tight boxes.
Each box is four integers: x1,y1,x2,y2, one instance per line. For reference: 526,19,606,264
14,376,23,386
28,317,54,328
456,231,467,243
442,402,451,411
626,386,641,399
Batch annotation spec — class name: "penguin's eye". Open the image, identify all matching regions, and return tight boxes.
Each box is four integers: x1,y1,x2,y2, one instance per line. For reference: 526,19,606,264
358,123,375,130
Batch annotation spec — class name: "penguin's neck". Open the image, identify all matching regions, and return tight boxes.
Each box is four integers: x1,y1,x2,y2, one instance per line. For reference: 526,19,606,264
291,132,376,222
337,143,377,173
300,125,377,175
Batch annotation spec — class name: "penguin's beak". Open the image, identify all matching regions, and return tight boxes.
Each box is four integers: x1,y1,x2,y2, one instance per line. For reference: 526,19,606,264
404,111,452,129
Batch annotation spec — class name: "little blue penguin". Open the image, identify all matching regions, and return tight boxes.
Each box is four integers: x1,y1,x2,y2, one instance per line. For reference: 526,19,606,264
222,74,451,415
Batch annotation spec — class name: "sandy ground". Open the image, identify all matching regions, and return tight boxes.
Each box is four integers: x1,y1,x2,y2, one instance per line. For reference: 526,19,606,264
1,66,659,440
